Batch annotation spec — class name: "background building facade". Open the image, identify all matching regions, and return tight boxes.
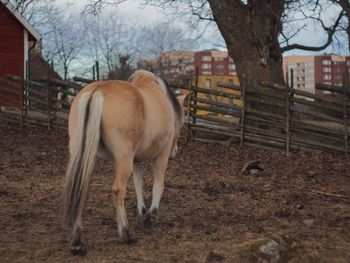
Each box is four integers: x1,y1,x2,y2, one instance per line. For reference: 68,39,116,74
283,55,350,95
138,49,237,88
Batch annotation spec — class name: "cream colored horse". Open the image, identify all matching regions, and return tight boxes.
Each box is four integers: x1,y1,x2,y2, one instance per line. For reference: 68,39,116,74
64,70,184,255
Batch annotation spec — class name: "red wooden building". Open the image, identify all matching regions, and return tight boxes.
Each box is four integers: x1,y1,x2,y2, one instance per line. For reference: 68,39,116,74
0,0,41,107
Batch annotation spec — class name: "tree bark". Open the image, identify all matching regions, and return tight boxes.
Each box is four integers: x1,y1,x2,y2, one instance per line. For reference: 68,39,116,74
207,0,286,89
338,0,350,52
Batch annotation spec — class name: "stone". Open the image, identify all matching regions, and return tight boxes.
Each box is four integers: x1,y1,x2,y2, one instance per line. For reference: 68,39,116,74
303,219,314,226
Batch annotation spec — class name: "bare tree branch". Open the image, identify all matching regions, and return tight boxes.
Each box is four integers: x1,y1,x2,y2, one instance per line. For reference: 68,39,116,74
280,10,344,52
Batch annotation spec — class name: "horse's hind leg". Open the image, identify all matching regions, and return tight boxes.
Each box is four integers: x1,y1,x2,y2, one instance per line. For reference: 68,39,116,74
144,144,171,226
69,217,86,255
132,164,146,223
112,156,136,243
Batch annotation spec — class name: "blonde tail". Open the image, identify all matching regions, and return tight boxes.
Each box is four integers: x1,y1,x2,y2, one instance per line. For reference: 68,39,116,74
64,91,104,232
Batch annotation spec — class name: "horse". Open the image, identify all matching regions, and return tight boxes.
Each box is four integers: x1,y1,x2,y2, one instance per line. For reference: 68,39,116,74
63,70,184,255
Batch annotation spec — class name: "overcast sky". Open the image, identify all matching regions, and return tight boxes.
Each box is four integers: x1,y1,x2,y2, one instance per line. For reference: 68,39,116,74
59,0,348,55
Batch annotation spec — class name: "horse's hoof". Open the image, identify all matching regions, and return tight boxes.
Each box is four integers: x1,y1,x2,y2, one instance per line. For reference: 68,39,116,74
143,208,158,228
120,228,137,244
70,242,87,256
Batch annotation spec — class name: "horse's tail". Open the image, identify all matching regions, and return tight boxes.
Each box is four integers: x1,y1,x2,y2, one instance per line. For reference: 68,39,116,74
63,90,104,229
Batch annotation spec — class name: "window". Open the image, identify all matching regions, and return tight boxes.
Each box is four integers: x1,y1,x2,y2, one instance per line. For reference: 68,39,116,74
322,60,331,65
185,65,194,71
323,74,331,80
228,64,236,70
183,57,194,63
215,64,225,69
323,67,331,73
202,71,211,75
202,63,211,69
202,56,211,62
214,57,224,61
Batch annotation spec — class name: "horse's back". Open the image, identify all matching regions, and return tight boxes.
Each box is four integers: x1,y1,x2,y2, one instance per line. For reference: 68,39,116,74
69,79,175,161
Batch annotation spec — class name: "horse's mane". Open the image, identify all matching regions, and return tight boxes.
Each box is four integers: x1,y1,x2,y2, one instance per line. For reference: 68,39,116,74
128,70,183,124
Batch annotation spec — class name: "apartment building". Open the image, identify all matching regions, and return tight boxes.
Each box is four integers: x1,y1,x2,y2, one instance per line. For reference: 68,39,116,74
283,55,350,95
138,49,237,87
194,50,237,76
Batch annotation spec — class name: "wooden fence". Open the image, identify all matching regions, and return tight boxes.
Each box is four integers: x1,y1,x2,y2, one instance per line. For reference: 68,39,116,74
0,73,81,130
185,72,350,154
1,69,349,154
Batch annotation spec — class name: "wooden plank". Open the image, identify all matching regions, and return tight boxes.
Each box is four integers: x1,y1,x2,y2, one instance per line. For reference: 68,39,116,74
24,93,47,106
246,95,286,109
73,76,94,84
260,80,288,91
291,119,349,136
190,112,238,127
192,97,240,111
190,124,240,138
6,75,46,88
292,88,346,106
192,86,241,100
246,108,285,121
216,81,241,91
291,106,346,125
292,97,343,113
0,86,20,96
0,94,20,106
190,104,241,117
316,83,348,94
27,86,46,98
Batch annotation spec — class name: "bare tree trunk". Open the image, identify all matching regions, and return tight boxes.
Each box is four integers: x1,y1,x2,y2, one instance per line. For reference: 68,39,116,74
338,0,350,52
64,65,68,81
208,0,286,88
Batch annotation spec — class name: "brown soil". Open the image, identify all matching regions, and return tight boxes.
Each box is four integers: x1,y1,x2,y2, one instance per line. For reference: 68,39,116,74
0,124,349,262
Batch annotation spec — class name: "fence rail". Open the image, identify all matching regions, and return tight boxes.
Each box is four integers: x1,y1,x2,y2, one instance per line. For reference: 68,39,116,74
1,69,349,154
0,73,82,130
185,71,350,154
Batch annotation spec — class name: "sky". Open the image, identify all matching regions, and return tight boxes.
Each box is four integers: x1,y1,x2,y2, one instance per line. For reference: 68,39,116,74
67,0,348,56
50,0,348,77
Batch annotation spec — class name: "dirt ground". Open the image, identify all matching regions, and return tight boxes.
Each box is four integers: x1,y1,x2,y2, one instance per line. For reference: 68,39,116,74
0,124,349,263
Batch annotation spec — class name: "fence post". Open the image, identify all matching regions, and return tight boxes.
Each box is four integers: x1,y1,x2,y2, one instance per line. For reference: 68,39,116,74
184,71,194,142
191,67,199,137
286,79,291,154
96,61,100,81
20,66,24,131
240,79,246,147
47,69,51,131
343,74,348,155
185,90,192,142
